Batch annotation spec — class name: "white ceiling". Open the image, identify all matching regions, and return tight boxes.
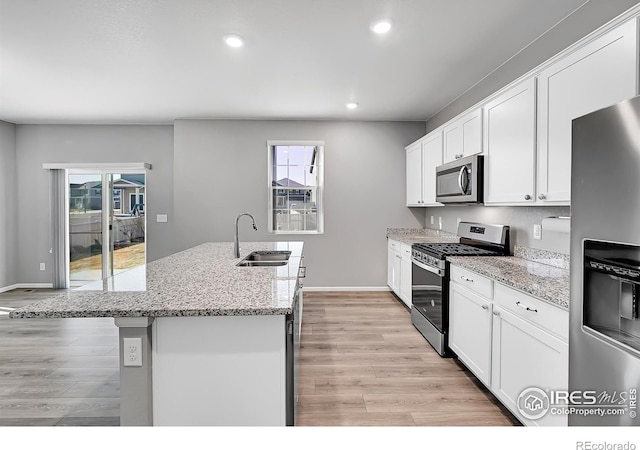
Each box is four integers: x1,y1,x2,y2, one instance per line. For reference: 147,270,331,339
0,0,589,124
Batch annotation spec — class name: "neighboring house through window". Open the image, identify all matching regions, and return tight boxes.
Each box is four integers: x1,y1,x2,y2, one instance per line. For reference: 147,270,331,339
113,189,121,211
268,141,324,234
130,193,145,214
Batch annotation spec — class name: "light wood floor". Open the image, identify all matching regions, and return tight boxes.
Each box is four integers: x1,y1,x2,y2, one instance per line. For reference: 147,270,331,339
296,291,519,426
0,289,518,426
0,289,120,426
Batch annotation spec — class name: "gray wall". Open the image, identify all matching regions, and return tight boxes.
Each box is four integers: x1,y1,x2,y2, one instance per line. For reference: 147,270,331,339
426,0,640,131
173,119,425,288
0,121,18,289
15,125,174,284
424,205,571,254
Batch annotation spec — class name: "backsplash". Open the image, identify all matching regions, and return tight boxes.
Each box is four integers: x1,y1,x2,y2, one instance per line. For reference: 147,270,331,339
422,205,571,255
514,245,570,269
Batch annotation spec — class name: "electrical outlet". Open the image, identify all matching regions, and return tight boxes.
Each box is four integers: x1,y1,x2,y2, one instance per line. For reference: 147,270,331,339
430,216,434,225
123,338,142,367
39,263,45,271
438,217,443,230
533,224,542,240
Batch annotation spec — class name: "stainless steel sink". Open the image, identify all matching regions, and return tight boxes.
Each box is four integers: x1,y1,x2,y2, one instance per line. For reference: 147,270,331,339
236,250,291,267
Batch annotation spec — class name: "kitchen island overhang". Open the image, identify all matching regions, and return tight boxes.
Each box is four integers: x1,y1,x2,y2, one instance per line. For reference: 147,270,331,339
10,241,305,426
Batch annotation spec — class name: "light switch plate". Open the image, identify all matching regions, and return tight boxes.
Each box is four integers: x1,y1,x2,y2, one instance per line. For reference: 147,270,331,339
156,214,168,223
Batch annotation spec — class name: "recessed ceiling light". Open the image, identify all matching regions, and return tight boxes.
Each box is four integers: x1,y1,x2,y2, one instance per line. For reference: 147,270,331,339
346,102,359,110
224,34,244,48
371,20,392,34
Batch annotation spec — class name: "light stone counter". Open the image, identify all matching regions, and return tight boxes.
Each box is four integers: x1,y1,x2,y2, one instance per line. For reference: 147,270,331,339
10,241,304,319
446,255,569,310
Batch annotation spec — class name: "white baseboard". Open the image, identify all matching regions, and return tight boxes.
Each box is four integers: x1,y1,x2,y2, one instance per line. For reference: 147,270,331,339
0,283,54,293
302,286,392,292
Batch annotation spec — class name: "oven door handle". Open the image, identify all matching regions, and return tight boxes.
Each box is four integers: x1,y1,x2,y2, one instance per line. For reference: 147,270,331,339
412,259,444,277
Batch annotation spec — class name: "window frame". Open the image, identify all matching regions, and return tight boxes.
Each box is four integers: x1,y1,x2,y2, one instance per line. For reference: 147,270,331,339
267,140,324,235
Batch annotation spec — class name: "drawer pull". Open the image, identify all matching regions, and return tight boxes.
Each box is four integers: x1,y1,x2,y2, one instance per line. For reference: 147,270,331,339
460,276,474,283
481,304,489,310
516,301,538,313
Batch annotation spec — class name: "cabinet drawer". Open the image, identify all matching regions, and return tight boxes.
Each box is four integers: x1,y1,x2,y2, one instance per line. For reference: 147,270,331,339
493,283,568,341
388,239,400,252
450,265,493,299
401,243,412,260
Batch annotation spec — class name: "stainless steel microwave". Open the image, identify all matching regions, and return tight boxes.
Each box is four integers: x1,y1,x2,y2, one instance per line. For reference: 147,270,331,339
435,154,484,204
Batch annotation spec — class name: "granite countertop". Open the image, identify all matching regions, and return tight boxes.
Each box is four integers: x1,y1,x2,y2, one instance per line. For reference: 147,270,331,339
446,255,569,310
10,242,304,319
386,227,458,245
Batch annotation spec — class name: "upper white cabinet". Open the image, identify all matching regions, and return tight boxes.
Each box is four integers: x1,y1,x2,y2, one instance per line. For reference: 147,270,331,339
443,108,482,163
483,78,537,205
405,141,423,206
536,17,638,204
405,130,443,207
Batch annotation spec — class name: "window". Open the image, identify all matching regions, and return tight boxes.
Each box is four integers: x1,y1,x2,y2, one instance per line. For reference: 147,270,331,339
130,193,145,214
113,189,121,210
268,141,324,234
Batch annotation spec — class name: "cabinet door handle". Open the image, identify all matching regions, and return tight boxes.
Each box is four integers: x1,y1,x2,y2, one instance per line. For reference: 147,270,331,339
538,193,546,200
524,194,531,200
460,276,474,283
481,304,489,310
516,301,538,313
493,310,500,316
455,153,464,159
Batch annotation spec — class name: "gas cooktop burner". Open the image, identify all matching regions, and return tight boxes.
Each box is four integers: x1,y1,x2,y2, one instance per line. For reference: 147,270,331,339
413,242,502,258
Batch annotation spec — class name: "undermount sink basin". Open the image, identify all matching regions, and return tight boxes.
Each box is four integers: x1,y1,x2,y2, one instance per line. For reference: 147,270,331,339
236,250,291,267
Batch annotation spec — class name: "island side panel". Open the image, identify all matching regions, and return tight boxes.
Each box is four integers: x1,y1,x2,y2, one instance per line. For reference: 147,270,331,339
116,317,154,426
152,315,287,426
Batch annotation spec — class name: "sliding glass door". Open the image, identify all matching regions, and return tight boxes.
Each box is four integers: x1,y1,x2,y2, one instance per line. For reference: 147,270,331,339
68,171,146,285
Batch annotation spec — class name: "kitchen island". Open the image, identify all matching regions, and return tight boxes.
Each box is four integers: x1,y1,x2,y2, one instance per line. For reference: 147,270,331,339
10,241,305,426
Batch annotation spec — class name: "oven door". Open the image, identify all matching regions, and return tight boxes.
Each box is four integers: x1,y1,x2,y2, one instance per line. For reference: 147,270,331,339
411,259,445,332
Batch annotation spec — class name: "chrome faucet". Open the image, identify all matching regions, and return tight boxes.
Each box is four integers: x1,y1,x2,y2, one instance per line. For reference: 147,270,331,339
234,212,257,258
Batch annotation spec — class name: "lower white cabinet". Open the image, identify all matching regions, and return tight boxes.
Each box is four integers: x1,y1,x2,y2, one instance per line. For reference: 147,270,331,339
449,282,492,385
399,244,412,307
449,264,568,426
387,239,412,308
387,240,401,294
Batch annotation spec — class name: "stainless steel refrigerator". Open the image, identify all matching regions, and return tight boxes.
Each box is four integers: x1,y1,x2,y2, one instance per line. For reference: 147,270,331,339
570,95,640,426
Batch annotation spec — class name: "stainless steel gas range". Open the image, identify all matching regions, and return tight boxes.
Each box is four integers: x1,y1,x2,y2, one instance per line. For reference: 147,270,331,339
410,222,510,356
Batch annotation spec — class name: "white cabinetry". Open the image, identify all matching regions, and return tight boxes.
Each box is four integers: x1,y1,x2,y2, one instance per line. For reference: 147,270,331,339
443,108,482,163
483,78,537,205
536,18,638,204
387,239,412,308
405,141,423,206
449,269,493,386
387,239,401,294
448,264,569,426
399,244,412,307
405,131,443,207
491,284,568,426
